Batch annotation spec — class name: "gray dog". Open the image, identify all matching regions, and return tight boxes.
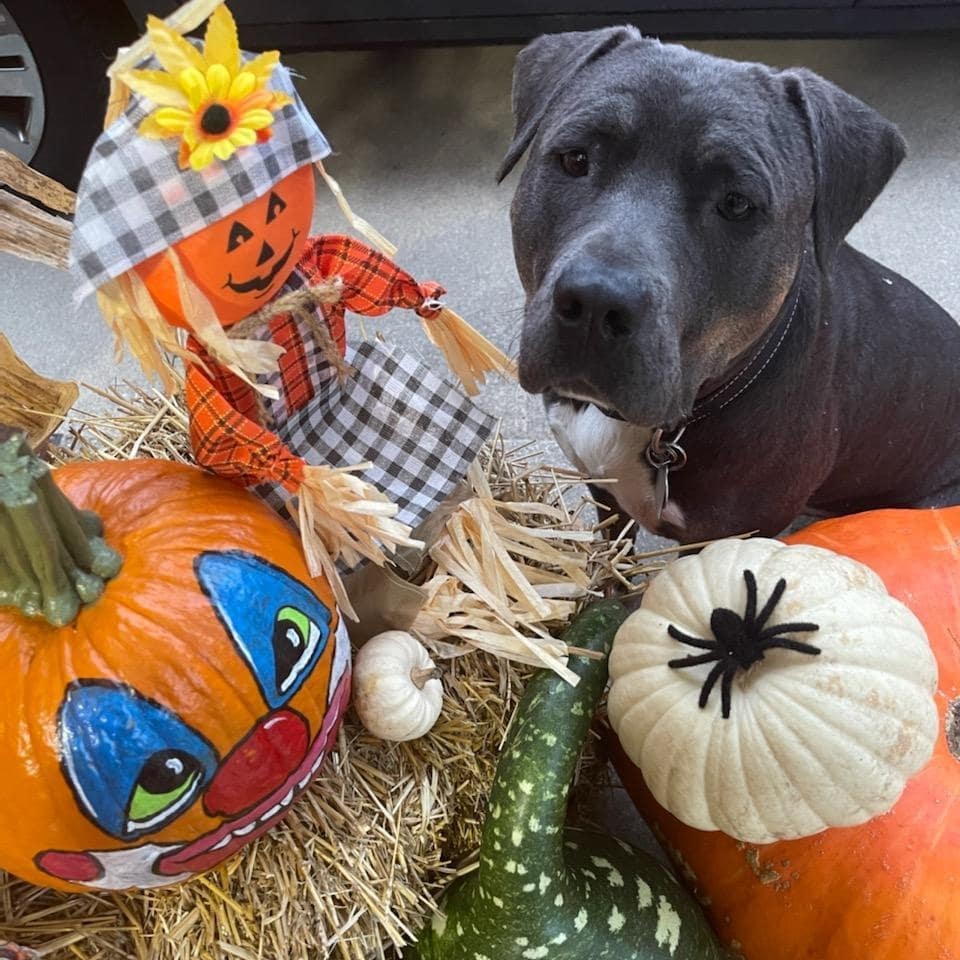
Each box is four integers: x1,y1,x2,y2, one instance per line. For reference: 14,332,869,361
498,26,960,543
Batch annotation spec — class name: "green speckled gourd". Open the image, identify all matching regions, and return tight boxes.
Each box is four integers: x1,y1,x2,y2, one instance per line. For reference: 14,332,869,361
406,600,723,960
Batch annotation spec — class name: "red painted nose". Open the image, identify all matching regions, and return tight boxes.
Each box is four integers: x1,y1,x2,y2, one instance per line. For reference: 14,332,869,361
203,709,309,818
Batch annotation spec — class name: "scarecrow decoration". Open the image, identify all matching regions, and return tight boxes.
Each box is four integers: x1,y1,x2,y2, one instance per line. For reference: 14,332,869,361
69,1,514,615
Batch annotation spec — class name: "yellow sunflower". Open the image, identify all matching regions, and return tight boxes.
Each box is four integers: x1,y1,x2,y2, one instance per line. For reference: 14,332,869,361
118,5,293,171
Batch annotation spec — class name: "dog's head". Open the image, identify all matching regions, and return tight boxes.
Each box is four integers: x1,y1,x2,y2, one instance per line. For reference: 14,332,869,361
500,29,905,426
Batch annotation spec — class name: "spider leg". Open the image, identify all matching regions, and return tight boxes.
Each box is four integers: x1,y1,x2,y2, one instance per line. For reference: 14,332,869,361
757,621,820,641
760,638,822,657
755,577,788,631
668,651,723,669
720,662,739,719
742,569,758,628
698,660,727,709
667,624,717,650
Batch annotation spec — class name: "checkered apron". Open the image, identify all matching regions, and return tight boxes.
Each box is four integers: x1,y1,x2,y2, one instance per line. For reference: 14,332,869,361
184,234,495,567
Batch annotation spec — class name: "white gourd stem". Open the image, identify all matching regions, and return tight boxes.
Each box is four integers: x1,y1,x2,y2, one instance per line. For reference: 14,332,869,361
411,666,442,690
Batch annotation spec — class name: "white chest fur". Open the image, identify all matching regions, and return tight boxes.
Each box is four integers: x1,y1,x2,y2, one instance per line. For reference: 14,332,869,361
546,402,660,526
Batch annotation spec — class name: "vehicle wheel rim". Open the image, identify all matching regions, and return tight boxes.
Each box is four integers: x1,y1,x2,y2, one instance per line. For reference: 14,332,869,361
0,3,46,166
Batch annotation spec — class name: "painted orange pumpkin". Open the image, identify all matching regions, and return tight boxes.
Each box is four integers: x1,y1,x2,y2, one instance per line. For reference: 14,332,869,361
134,164,315,329
610,507,960,960
0,453,350,892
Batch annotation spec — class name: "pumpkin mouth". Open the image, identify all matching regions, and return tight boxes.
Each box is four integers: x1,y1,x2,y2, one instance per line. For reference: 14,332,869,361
154,670,350,877
223,229,299,297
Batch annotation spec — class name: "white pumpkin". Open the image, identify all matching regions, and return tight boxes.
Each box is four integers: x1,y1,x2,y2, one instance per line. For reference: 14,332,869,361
608,537,938,844
353,631,444,741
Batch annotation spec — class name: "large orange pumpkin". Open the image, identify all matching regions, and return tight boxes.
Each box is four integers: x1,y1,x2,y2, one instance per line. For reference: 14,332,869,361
610,507,960,960
133,163,315,329
0,451,350,892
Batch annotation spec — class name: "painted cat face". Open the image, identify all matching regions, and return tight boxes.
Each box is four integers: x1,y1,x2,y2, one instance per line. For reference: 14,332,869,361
34,551,350,890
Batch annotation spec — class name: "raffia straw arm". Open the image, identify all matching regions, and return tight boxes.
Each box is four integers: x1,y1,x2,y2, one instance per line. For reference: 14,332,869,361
295,463,423,618
418,307,517,397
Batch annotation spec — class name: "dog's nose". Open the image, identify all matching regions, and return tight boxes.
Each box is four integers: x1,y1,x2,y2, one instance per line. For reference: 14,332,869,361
552,262,644,340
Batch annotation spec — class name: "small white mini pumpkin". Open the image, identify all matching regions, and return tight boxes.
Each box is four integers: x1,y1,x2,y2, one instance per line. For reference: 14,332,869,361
353,631,444,742
608,537,938,844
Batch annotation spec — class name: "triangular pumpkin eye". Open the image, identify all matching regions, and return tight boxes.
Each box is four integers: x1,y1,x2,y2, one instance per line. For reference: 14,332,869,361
265,190,287,224
227,220,254,253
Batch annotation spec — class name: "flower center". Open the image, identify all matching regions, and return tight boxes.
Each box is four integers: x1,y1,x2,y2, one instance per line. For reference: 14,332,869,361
200,103,232,135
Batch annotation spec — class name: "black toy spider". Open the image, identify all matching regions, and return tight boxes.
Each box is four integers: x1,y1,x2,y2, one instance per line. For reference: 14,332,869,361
667,569,821,719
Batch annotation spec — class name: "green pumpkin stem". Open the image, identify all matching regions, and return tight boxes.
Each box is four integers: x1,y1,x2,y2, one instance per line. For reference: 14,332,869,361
0,431,122,626
478,600,628,887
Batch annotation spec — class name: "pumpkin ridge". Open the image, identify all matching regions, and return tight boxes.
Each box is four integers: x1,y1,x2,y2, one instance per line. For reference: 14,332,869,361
661,556,719,634
778,659,936,687
92,590,268,723
735,690,822,837
746,690,870,833
704,691,763,837
709,696,783,831
642,688,714,812
776,661,937,712
769,669,934,741
34,636,78,848
759,682,908,813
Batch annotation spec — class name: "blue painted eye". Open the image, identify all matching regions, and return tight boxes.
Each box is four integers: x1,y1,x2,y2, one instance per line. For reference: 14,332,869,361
59,681,218,841
195,550,332,709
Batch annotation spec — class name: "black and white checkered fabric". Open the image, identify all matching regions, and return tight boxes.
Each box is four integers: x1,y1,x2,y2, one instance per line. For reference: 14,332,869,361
256,339,495,563
69,58,331,303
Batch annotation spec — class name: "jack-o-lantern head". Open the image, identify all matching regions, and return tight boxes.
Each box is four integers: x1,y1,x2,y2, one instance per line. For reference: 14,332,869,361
0,458,351,892
70,5,333,367
134,165,315,329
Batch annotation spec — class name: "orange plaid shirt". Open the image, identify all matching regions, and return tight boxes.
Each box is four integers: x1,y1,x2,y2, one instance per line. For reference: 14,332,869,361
185,234,450,493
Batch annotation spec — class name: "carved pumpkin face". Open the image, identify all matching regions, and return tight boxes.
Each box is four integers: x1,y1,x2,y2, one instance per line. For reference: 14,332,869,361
0,459,350,892
134,164,315,329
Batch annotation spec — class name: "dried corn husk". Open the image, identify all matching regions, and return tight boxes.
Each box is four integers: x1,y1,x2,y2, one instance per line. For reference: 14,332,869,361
0,335,78,448
297,462,422,620
418,306,518,397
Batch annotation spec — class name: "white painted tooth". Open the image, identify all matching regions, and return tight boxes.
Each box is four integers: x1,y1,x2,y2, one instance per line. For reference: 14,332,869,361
281,788,294,807
234,822,257,836
211,833,233,851
262,804,283,821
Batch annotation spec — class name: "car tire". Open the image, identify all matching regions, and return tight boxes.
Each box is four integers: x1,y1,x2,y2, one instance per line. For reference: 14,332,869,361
1,0,137,190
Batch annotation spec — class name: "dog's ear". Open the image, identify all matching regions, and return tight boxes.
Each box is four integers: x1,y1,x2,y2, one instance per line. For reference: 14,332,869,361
496,26,641,183
783,68,906,271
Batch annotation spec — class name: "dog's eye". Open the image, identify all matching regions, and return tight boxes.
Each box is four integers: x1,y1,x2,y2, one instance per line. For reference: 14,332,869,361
717,192,755,221
560,150,590,178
